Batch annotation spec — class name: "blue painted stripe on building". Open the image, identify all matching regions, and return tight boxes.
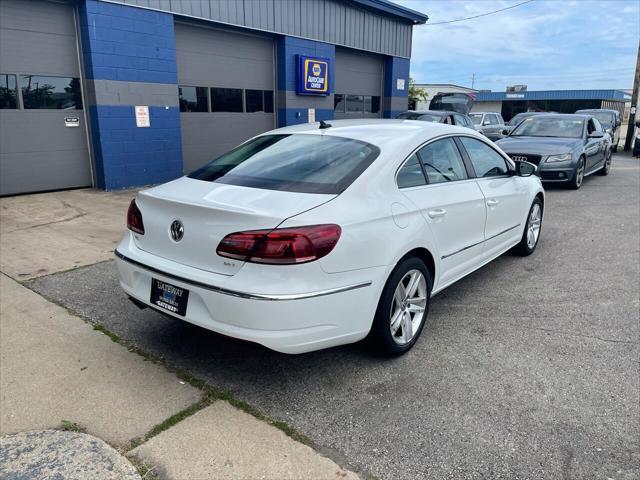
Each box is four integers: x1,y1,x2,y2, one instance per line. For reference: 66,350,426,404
476,89,630,102
79,0,177,84
88,105,183,189
277,108,334,128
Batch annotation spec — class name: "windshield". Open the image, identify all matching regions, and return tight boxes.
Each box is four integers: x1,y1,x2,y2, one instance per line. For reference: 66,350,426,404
469,114,483,125
188,134,380,194
580,111,613,128
396,112,443,122
510,117,584,138
507,113,534,126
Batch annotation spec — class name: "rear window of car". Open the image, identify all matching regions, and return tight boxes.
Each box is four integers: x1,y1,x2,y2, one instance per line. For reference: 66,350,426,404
396,112,443,122
188,134,380,194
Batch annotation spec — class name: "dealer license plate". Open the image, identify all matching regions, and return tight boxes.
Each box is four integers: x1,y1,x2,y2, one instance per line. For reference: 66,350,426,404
150,278,189,316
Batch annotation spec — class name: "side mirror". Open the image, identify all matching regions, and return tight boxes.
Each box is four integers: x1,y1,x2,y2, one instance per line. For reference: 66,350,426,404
588,131,604,138
515,160,536,177
635,121,640,128
502,128,510,136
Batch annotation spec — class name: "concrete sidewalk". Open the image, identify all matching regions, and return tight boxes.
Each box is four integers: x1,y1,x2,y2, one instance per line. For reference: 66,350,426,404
0,188,359,479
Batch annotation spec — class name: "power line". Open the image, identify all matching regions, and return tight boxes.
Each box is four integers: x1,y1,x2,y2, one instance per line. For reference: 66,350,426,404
425,0,536,26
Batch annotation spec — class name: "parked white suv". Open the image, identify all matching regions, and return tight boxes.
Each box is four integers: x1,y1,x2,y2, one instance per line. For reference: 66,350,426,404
470,112,506,141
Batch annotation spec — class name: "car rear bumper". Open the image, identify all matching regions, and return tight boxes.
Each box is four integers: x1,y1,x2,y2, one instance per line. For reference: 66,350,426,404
114,236,384,354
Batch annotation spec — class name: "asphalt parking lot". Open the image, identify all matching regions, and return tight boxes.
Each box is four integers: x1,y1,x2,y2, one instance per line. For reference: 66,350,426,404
29,154,639,480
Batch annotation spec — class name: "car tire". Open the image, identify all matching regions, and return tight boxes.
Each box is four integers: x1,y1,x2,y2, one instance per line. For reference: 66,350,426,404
513,198,543,256
597,149,612,176
569,156,585,189
367,256,432,357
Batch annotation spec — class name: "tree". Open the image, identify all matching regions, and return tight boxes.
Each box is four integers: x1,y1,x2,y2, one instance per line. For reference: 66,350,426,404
408,77,428,110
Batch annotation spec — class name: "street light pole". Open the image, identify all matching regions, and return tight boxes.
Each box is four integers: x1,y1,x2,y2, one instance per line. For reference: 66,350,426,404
624,40,640,151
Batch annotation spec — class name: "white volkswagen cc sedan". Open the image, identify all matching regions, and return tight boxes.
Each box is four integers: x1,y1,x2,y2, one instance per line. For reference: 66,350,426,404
115,120,544,356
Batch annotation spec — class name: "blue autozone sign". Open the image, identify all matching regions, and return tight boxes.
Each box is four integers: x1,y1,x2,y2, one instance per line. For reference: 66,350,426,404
297,55,329,96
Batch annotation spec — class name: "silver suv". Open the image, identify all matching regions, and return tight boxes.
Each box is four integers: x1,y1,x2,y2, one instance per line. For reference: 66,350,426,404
470,112,505,141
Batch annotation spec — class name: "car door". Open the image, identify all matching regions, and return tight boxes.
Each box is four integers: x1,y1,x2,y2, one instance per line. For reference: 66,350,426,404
458,136,528,260
584,118,604,170
398,137,487,288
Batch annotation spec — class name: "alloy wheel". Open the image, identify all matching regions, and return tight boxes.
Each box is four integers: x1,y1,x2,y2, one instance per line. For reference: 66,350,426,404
389,269,427,345
526,203,542,249
576,159,585,187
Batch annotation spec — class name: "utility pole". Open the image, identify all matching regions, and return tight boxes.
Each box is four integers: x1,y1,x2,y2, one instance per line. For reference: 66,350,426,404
624,40,639,151
471,73,476,89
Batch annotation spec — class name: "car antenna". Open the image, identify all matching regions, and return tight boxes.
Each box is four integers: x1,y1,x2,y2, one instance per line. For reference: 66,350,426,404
319,120,332,129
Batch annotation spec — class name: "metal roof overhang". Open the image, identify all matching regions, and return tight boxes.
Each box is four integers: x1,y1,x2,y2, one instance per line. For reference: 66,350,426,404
351,0,428,24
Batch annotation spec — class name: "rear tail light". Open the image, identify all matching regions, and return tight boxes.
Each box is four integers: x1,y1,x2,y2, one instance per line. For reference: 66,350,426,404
127,199,145,235
217,224,341,265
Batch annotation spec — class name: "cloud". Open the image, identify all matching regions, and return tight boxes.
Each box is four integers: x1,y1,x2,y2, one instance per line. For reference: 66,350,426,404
396,0,639,90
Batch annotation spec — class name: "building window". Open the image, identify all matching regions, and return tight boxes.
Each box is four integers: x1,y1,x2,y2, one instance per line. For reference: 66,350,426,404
0,74,17,109
365,96,381,114
20,75,82,110
346,95,364,113
263,90,273,113
211,87,243,112
245,89,263,112
334,94,345,112
246,90,274,113
179,86,208,112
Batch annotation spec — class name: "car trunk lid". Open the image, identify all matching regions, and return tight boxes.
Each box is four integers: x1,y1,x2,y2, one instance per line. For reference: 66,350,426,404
133,177,335,276
430,92,476,115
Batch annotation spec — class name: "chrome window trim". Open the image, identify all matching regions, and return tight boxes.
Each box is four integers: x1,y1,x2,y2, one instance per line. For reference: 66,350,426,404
395,133,515,191
114,250,371,301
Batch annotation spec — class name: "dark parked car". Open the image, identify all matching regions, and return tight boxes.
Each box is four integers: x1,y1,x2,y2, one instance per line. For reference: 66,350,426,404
575,109,622,151
395,110,478,131
496,114,612,189
469,112,506,140
502,111,554,135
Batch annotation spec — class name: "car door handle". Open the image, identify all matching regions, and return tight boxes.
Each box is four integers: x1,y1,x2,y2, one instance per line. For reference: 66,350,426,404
427,209,447,218
487,199,500,207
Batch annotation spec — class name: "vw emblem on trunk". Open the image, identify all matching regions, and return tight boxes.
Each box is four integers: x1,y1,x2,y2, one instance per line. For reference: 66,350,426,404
170,220,184,242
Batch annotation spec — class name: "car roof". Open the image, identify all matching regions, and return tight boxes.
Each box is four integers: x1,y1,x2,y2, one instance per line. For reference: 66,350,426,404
402,110,452,116
269,119,478,147
576,108,616,113
523,113,590,120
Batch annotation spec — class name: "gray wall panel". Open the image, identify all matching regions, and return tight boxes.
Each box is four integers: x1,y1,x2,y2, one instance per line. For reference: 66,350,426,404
106,0,414,58
0,0,92,195
85,80,179,107
335,48,383,96
0,111,92,195
0,0,79,76
175,23,275,173
175,23,273,89
244,0,274,31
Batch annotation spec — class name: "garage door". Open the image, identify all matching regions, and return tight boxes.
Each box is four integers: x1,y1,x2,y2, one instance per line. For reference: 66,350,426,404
175,23,275,174
334,48,383,120
0,0,92,196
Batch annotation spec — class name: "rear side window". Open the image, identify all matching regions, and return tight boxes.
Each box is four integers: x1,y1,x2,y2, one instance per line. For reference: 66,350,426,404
460,137,509,177
397,154,426,188
418,138,467,184
189,134,380,194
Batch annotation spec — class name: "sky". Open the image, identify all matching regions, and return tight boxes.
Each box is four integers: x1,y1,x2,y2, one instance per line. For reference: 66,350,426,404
394,0,639,92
